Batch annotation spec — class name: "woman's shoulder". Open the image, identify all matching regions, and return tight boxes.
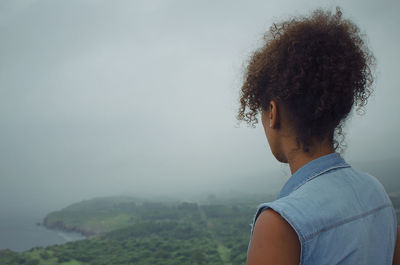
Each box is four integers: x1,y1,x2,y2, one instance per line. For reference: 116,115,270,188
316,165,391,205
247,208,300,265
259,166,393,237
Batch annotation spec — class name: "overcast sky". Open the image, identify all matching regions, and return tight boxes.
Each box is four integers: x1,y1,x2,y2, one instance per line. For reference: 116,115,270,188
0,0,399,212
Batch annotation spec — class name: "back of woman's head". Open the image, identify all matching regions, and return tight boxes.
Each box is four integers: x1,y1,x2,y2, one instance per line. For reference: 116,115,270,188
238,7,375,152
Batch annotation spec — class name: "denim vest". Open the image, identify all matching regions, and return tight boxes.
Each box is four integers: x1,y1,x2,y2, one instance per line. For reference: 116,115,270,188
248,153,397,265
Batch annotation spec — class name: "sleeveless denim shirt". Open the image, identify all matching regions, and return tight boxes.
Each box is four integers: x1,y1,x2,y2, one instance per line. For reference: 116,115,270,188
248,153,397,264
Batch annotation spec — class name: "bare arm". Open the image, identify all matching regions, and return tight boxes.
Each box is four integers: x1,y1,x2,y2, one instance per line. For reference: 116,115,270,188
393,227,400,265
246,209,300,265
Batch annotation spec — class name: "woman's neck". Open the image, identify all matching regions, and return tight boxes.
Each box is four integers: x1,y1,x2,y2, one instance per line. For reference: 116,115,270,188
286,142,335,174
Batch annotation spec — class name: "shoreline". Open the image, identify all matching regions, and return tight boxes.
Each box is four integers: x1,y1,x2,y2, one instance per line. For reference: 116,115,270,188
0,214,85,252
42,217,95,238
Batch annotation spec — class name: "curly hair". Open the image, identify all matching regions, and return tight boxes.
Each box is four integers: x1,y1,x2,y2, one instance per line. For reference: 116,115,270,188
237,7,375,152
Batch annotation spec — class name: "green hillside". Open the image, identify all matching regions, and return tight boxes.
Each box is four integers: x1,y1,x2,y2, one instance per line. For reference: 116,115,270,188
1,192,398,265
0,194,271,265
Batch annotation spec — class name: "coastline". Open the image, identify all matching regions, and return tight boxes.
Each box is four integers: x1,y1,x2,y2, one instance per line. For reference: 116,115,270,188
42,217,94,238
0,213,85,252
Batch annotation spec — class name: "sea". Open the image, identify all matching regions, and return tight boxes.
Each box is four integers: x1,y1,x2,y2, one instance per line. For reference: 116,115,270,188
0,210,85,252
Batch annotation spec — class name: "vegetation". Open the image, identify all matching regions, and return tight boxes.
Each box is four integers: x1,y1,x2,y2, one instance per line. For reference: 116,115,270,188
0,194,273,265
1,192,398,265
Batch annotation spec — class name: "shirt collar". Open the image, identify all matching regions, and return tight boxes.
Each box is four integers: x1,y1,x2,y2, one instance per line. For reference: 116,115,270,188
277,152,350,199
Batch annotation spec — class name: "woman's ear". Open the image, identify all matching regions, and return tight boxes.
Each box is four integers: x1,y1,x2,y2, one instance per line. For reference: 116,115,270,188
269,100,278,129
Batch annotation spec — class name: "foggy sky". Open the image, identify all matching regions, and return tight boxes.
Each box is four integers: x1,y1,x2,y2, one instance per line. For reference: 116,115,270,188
0,0,399,212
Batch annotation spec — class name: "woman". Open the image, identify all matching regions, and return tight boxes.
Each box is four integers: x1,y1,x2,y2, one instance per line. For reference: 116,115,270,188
237,7,400,265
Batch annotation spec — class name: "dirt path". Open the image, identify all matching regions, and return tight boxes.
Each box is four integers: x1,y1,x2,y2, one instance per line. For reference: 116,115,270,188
198,207,232,265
